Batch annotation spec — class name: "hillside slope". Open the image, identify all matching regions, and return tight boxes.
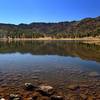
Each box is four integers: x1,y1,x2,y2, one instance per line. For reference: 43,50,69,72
0,16,100,38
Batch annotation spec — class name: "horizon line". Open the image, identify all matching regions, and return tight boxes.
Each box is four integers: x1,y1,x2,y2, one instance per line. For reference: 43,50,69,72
0,16,99,25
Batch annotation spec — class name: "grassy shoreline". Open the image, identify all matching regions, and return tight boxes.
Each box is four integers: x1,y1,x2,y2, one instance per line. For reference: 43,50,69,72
0,37,100,41
0,37,100,45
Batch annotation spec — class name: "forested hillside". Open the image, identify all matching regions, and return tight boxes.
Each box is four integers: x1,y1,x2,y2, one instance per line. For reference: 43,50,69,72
0,16,100,39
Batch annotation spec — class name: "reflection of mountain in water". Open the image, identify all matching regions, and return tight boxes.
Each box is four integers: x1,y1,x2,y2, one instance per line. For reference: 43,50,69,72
0,40,100,62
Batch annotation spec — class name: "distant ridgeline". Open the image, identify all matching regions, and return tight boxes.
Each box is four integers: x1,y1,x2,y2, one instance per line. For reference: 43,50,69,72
0,16,100,38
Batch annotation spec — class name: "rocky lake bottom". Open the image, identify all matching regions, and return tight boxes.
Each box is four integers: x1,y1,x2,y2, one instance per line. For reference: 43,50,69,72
0,69,100,100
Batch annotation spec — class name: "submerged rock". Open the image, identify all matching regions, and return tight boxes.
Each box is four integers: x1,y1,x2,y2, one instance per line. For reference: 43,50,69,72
29,92,40,100
80,94,88,100
9,94,22,100
29,96,38,100
51,95,64,100
88,72,100,77
0,98,5,100
37,85,54,96
24,83,37,91
0,96,5,100
80,84,89,88
67,84,79,90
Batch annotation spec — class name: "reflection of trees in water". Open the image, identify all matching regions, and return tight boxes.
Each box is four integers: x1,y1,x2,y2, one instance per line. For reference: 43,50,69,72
0,41,100,62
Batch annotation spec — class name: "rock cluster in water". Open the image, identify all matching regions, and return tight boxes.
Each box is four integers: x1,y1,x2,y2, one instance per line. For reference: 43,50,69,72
0,83,64,100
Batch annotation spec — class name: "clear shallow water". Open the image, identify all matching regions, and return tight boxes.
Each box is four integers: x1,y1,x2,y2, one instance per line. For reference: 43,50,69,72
0,40,100,93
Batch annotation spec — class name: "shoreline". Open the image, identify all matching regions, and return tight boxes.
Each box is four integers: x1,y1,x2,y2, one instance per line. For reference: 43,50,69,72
0,37,100,41
0,37,100,46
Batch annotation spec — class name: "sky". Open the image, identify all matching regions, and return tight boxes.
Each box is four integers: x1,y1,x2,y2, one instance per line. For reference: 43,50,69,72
0,0,100,24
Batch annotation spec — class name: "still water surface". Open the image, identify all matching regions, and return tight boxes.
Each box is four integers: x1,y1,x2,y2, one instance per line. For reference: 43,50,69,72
0,40,100,92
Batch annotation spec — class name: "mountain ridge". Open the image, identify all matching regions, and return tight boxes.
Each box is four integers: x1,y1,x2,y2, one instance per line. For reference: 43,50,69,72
0,16,100,38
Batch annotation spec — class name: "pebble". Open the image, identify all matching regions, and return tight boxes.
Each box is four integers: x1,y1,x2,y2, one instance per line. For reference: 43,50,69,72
51,95,64,100
9,94,22,100
0,98,5,100
80,94,88,100
37,85,54,96
88,72,100,77
24,83,37,91
67,84,79,90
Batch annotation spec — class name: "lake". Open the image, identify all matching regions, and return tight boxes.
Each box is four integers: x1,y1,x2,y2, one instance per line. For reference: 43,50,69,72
0,40,100,98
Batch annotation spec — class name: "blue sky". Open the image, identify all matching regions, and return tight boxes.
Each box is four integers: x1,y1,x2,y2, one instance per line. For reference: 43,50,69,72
0,0,100,24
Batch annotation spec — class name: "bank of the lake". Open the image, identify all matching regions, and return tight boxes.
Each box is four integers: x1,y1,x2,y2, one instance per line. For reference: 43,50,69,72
0,36,100,41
